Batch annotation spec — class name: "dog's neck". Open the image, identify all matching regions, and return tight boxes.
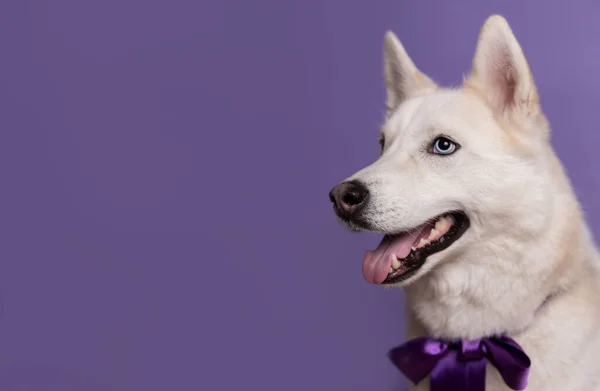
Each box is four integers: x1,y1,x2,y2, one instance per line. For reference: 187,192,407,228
403,246,591,341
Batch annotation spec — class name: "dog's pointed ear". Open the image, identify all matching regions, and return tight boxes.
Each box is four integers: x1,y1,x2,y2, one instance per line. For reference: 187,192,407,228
384,31,437,116
466,15,540,117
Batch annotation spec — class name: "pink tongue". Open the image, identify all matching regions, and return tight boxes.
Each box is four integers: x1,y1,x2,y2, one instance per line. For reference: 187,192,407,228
362,225,429,284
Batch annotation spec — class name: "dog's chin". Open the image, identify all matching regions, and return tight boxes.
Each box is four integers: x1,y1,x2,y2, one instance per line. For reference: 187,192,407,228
354,211,471,286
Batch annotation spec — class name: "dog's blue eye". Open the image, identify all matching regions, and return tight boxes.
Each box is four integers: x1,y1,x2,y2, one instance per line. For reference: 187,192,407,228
432,137,457,155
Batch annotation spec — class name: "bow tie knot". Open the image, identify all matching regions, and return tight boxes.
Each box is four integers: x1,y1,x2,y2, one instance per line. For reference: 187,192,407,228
458,340,485,361
388,336,531,391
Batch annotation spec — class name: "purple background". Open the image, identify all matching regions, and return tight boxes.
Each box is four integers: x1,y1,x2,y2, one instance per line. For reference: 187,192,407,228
1,0,600,390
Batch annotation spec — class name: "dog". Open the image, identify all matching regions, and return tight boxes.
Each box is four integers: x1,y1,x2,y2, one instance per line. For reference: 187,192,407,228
329,15,600,391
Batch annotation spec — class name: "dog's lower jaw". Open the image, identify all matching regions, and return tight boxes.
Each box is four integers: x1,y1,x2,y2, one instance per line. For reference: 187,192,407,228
400,184,591,340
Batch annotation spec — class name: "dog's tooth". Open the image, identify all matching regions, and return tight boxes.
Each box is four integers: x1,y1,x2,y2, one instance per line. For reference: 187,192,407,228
435,217,450,231
392,254,401,269
434,219,444,231
411,246,416,251
418,238,429,247
428,228,439,240
389,267,394,274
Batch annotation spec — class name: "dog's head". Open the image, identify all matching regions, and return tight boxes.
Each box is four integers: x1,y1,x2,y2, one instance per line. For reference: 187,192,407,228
330,15,558,288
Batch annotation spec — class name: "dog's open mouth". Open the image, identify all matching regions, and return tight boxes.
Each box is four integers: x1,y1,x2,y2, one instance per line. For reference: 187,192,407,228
363,212,470,284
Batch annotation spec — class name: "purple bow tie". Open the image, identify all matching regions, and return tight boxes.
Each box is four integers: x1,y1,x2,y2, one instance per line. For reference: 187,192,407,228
388,336,531,391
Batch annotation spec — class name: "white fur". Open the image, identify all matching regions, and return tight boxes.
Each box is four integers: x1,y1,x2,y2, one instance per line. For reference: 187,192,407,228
341,15,600,390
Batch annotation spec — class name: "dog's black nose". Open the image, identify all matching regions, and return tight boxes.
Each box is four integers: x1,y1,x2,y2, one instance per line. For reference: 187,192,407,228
329,180,369,218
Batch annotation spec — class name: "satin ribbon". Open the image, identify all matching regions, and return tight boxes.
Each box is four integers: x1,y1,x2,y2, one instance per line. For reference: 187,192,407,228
388,336,531,391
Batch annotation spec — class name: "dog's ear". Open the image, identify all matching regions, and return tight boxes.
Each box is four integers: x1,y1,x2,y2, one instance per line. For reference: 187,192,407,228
384,31,437,117
466,15,540,118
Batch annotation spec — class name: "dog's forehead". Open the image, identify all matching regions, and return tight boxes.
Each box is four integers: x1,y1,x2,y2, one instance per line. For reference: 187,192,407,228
385,89,492,137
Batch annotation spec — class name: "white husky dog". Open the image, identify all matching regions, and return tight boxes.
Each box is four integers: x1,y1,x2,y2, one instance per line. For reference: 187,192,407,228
329,15,600,391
